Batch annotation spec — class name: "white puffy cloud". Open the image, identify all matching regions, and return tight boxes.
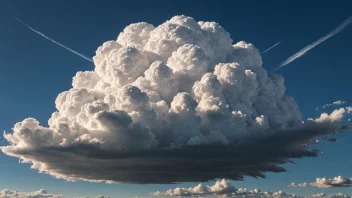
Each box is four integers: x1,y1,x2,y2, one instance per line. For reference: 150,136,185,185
312,193,327,197
288,182,308,188
311,108,346,124
311,193,352,198
77,196,110,198
346,106,352,114
132,197,150,198
0,189,63,198
328,193,352,198
151,180,352,198
151,179,303,197
310,176,352,188
1,15,350,184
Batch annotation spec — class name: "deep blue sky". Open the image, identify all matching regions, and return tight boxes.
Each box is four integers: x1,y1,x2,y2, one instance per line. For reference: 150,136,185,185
0,1,351,197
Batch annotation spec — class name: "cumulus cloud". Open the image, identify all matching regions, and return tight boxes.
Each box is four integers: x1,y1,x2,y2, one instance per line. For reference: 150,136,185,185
77,196,110,198
312,193,352,198
1,15,350,184
151,179,304,197
151,180,352,197
346,107,352,114
310,176,352,188
0,189,64,198
0,189,111,198
132,197,150,198
328,193,352,198
316,101,347,110
312,193,327,197
288,182,308,188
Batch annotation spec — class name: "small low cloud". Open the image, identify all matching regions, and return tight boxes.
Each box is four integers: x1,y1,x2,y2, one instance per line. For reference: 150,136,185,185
311,192,351,198
132,197,150,198
310,176,352,188
151,179,303,197
312,193,326,197
329,193,352,198
151,179,236,197
288,182,308,188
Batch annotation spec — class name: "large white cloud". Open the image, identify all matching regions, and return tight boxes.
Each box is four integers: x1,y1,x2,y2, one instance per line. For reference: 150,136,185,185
1,15,350,184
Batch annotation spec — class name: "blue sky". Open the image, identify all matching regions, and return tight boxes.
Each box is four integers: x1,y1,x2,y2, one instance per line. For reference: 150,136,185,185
0,1,351,197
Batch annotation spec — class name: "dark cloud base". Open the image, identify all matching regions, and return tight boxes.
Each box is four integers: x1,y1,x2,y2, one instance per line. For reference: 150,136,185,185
4,123,346,184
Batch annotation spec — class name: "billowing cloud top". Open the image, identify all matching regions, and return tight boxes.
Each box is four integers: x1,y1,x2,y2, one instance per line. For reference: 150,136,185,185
1,15,349,184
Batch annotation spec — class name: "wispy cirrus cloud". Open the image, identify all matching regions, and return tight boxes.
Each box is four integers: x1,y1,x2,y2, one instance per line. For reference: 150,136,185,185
14,17,93,62
273,16,352,71
316,100,347,110
262,40,283,54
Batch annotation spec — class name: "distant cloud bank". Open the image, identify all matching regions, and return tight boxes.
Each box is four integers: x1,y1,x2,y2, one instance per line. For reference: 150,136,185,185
289,176,352,189
0,189,111,198
151,179,352,198
0,189,64,198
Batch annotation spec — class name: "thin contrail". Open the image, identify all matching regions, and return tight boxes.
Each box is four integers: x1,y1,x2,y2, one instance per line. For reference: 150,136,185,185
262,40,283,54
14,17,93,62
273,16,352,72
